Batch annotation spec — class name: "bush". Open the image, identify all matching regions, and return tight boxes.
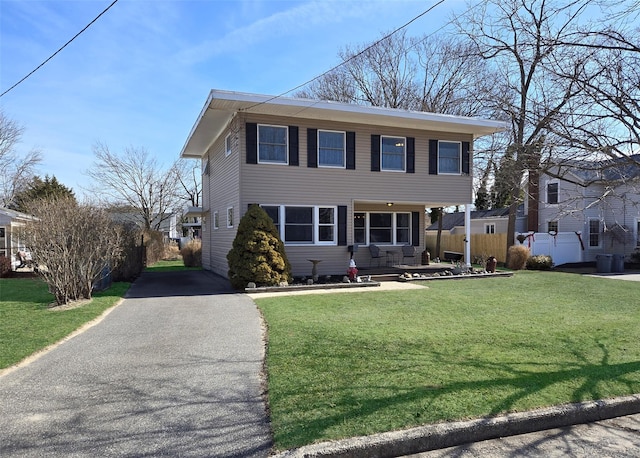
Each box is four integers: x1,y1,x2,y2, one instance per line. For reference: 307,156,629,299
0,255,11,277
507,244,530,270
526,254,553,270
112,223,145,282
181,239,202,267
227,204,292,290
143,230,164,265
163,241,181,261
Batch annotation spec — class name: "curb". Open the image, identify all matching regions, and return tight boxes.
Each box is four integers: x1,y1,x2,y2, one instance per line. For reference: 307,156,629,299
272,394,640,458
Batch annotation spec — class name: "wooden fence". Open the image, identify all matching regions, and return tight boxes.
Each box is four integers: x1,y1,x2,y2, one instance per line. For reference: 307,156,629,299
425,233,508,264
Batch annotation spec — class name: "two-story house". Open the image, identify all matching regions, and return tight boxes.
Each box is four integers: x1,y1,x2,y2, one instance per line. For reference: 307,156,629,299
525,155,640,265
180,90,505,278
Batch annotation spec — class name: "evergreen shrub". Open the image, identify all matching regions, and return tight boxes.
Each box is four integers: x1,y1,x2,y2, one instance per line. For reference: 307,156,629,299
507,244,530,270
227,204,291,290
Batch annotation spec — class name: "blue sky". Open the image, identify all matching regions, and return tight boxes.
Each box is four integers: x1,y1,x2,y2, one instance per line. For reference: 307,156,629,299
0,0,464,197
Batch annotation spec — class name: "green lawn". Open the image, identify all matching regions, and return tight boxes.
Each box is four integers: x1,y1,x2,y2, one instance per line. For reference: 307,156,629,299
0,278,129,370
256,271,640,450
145,259,201,272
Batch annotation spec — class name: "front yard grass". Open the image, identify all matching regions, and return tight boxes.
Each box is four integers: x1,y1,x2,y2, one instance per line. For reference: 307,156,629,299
0,278,130,370
256,271,640,451
145,259,201,272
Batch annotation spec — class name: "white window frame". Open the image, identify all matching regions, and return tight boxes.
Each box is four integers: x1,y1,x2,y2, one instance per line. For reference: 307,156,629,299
588,218,601,248
225,134,232,157
261,205,337,246
318,129,346,168
547,220,558,233
354,212,412,246
226,207,234,228
213,211,219,230
546,181,559,205
438,140,462,175
381,135,406,172
485,223,496,234
257,124,288,165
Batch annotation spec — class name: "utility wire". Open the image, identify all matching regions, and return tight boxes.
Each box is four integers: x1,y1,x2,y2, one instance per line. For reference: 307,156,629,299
239,0,448,112
0,0,120,98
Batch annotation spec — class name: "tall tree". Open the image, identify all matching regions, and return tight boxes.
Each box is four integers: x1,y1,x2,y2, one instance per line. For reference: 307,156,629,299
456,0,596,254
86,143,182,231
174,159,202,207
0,111,42,208
11,175,75,212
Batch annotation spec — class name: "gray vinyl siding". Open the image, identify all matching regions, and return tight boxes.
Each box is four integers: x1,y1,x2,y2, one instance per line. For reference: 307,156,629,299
202,119,241,277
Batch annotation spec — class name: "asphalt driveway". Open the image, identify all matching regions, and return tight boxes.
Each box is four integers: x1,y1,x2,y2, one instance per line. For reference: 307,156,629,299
0,270,271,457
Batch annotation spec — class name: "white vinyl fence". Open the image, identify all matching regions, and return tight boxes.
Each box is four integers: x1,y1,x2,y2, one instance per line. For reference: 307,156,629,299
517,232,583,266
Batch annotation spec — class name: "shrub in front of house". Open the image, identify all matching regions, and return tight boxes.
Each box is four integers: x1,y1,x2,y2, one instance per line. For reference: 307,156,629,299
181,239,202,267
526,254,553,270
227,204,292,290
507,244,530,270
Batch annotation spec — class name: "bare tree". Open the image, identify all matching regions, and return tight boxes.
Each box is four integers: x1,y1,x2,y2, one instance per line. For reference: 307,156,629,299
22,196,123,305
86,143,182,231
456,0,598,254
0,111,42,207
174,159,202,207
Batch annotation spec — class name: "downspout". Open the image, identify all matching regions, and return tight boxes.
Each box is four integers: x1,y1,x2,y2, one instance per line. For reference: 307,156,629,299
465,204,471,268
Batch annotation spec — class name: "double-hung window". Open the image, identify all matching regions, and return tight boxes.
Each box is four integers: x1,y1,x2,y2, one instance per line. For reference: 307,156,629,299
438,141,461,174
547,182,559,204
548,221,558,233
355,212,411,245
318,130,345,167
381,136,405,171
588,219,601,247
258,125,288,164
263,205,336,245
225,134,232,156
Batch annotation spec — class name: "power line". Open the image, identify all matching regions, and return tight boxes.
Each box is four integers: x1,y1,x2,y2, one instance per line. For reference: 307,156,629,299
239,0,448,112
0,0,120,99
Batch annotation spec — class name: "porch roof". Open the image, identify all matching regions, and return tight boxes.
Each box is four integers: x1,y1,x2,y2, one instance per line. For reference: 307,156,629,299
180,90,507,158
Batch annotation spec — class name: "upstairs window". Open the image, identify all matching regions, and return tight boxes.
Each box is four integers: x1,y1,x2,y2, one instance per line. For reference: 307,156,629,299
381,136,406,171
258,125,288,164
225,134,232,156
318,130,345,167
547,182,559,204
438,141,461,174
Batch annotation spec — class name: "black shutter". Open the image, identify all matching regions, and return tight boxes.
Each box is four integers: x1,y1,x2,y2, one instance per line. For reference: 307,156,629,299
346,132,356,170
371,135,381,172
288,126,299,166
411,211,420,246
428,139,438,175
246,123,257,164
406,137,415,173
462,141,470,174
307,128,317,168
338,206,347,246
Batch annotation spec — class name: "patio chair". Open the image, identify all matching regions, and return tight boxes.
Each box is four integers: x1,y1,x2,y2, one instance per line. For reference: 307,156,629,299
369,244,384,267
401,245,418,265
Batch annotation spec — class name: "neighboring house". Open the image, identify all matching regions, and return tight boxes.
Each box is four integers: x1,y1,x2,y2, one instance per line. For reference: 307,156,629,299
524,155,640,264
0,207,37,270
108,211,180,240
181,206,202,238
426,205,526,236
180,90,505,278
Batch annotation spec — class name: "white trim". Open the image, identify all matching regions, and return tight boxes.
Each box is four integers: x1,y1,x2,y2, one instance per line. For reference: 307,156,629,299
226,207,234,228
355,211,412,246
225,133,232,157
317,129,346,168
587,218,601,249
546,180,559,205
257,124,289,165
213,211,219,230
437,140,462,175
261,204,337,246
484,223,496,234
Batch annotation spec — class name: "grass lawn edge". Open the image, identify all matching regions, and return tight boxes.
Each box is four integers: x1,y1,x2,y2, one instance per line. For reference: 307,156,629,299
0,296,126,379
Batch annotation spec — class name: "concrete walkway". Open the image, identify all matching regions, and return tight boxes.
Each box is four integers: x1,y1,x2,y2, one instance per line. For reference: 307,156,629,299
0,270,271,457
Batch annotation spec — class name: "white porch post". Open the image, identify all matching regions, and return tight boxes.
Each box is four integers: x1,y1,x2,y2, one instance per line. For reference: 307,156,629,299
465,204,471,268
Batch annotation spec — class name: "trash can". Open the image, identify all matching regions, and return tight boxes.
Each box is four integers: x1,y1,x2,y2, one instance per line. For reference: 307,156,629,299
596,254,613,273
612,254,625,273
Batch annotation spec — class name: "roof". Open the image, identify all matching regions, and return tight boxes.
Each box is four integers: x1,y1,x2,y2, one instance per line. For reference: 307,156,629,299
556,154,640,183
426,205,524,231
180,89,507,158
0,207,37,221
